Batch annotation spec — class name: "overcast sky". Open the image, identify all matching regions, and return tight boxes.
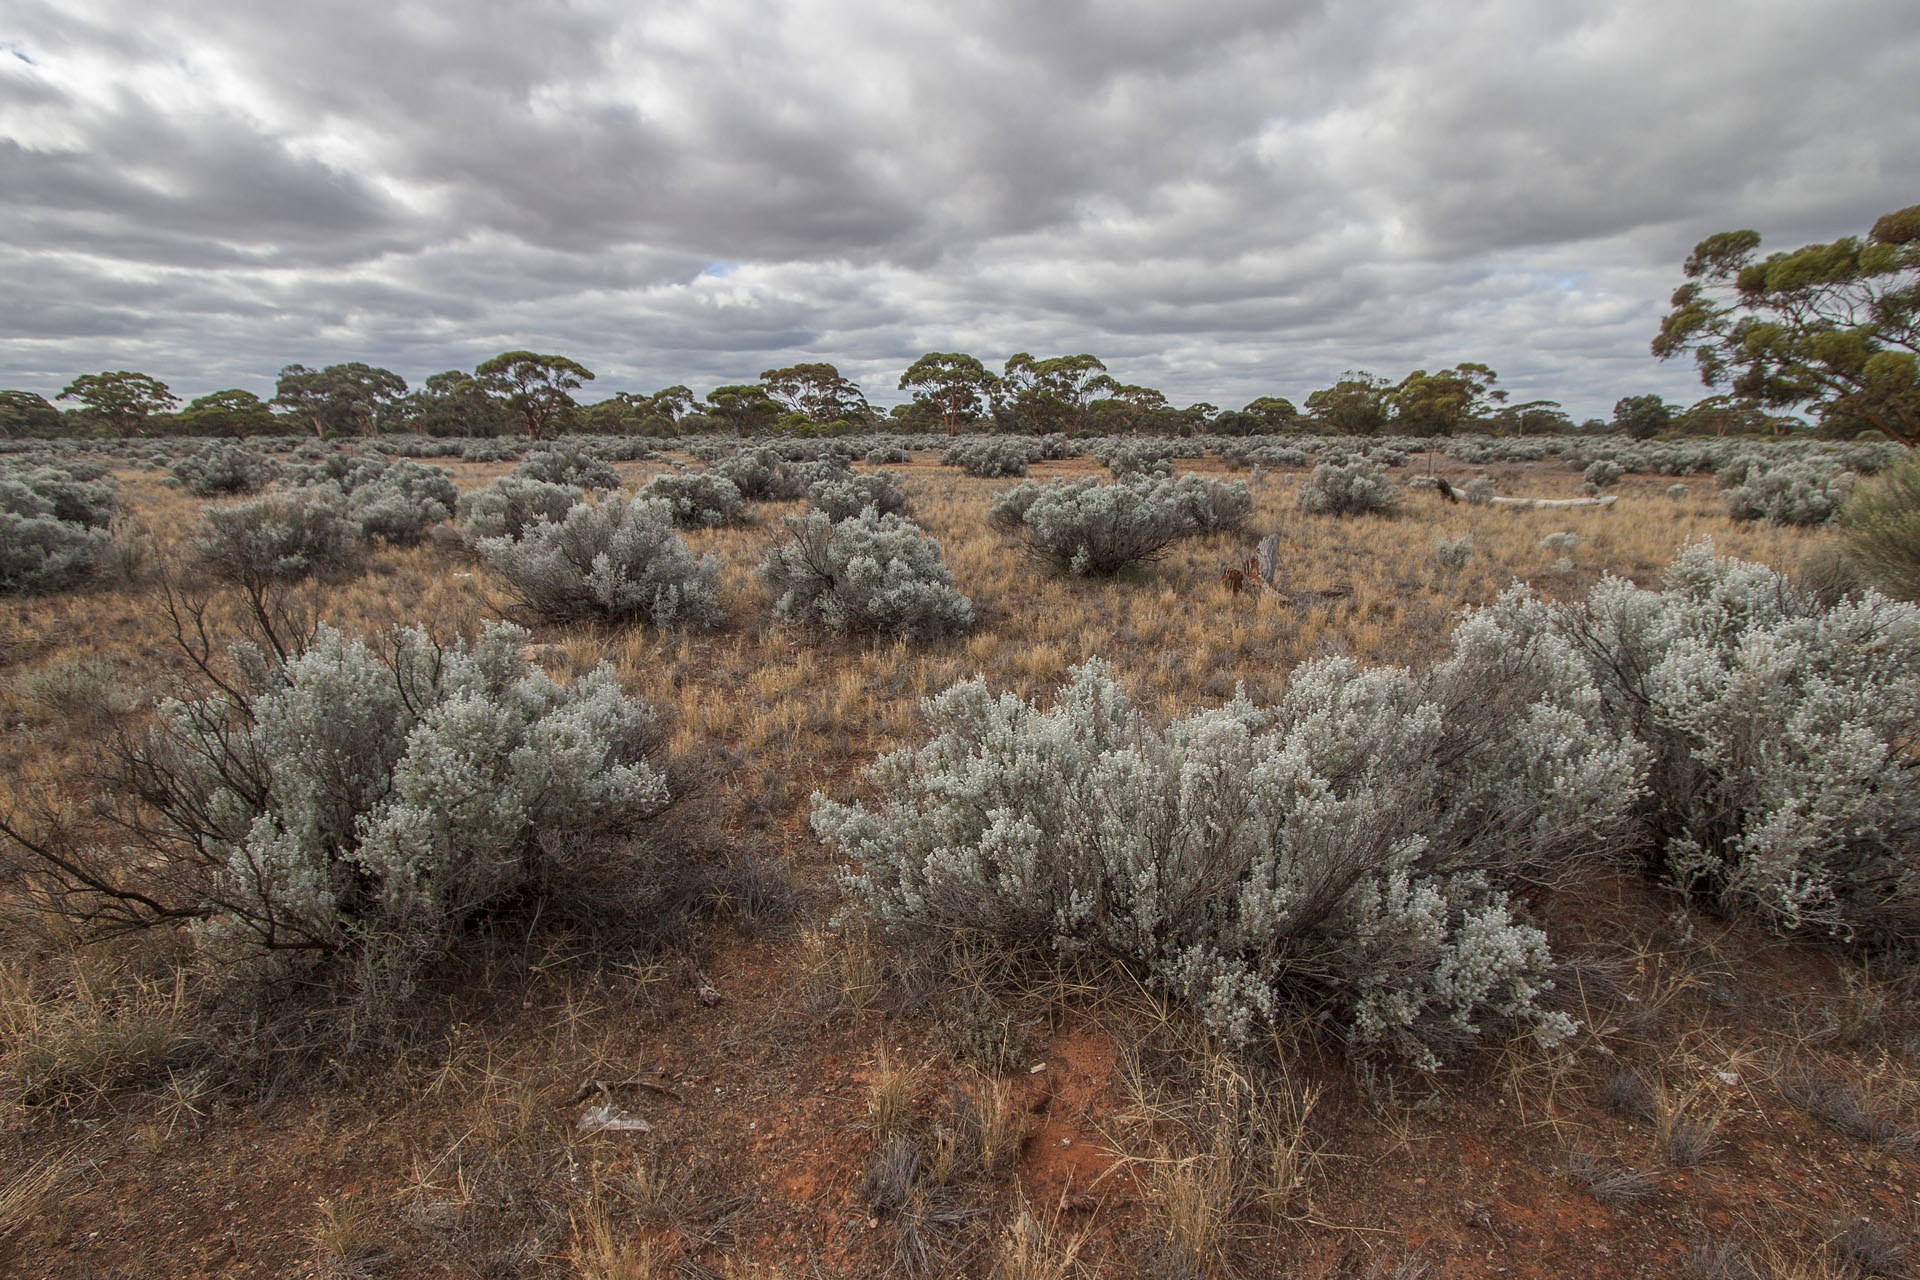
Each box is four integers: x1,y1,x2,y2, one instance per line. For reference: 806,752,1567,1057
3,0,1915,422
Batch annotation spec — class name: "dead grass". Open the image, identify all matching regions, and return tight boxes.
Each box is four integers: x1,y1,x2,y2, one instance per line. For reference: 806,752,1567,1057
2,447,1908,1278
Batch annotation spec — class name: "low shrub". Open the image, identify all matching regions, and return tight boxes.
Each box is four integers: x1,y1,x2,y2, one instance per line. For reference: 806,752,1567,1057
1167,474,1253,535
1582,460,1624,489
476,496,723,628
714,447,802,501
941,439,1032,478
513,446,620,491
190,488,359,587
1840,447,1920,600
807,471,909,523
999,477,1187,576
814,627,1637,1064
759,508,973,641
170,444,278,497
344,460,457,544
1722,461,1854,526
2,622,674,996
455,475,585,545
1297,461,1401,516
640,471,749,527
1093,440,1173,479
1478,541,1920,944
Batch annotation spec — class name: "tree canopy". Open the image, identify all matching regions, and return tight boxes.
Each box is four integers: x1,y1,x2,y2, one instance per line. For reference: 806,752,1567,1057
899,352,995,436
274,363,408,438
1653,203,1920,446
57,371,177,436
474,351,595,441
759,362,869,425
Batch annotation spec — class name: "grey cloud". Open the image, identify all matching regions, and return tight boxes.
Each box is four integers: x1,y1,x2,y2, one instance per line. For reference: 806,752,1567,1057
1,0,1913,422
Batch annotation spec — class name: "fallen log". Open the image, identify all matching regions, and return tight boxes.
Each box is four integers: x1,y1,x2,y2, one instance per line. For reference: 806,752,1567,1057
1488,494,1619,510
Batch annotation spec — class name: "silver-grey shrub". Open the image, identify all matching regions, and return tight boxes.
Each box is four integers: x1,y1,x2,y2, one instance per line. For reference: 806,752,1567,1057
1166,474,1253,535
345,460,458,544
1722,461,1855,526
1477,542,1920,944
813,638,1639,1064
456,475,585,545
1094,440,1173,479
191,488,360,587
109,622,670,983
171,444,278,497
476,496,722,628
513,445,620,491
758,508,972,642
1001,477,1187,576
0,465,118,593
807,471,909,523
941,438,1033,478
1582,460,1624,489
640,470,749,527
1298,460,1401,516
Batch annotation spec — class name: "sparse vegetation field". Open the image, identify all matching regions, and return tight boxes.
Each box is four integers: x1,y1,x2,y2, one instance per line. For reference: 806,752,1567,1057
2,436,1917,1279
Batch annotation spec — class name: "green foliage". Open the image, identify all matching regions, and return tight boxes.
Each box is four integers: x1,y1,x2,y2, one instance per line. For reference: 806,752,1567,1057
998,353,1115,433
1612,395,1672,440
760,362,870,426
1390,363,1502,436
57,372,177,437
1305,371,1392,435
178,390,278,438
473,351,595,441
1653,204,1920,446
273,363,407,438
1840,446,1920,600
0,390,66,438
899,353,996,435
704,384,782,437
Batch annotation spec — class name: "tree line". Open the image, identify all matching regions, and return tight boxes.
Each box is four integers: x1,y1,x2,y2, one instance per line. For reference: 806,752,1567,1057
0,350,1796,443
5,200,1912,444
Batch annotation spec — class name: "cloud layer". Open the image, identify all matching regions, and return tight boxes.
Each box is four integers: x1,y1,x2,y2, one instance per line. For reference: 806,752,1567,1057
4,0,1916,419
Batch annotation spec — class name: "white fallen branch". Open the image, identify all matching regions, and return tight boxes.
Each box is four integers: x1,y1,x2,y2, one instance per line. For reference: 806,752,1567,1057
1489,495,1619,510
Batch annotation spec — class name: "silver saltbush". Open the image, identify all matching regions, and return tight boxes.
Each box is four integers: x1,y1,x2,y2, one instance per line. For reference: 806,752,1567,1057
1298,460,1401,516
1167,473,1253,535
758,508,972,641
0,464,118,594
641,470,749,527
807,471,909,523
1001,477,1188,576
171,444,278,497
1479,542,1920,943
133,622,669,972
1722,461,1855,526
513,446,621,491
942,438,1033,478
476,496,723,628
456,475,585,545
814,634,1640,1064
191,488,360,586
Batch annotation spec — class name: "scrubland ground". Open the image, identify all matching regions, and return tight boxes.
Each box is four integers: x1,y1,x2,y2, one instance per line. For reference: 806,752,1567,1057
2,451,1915,1279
